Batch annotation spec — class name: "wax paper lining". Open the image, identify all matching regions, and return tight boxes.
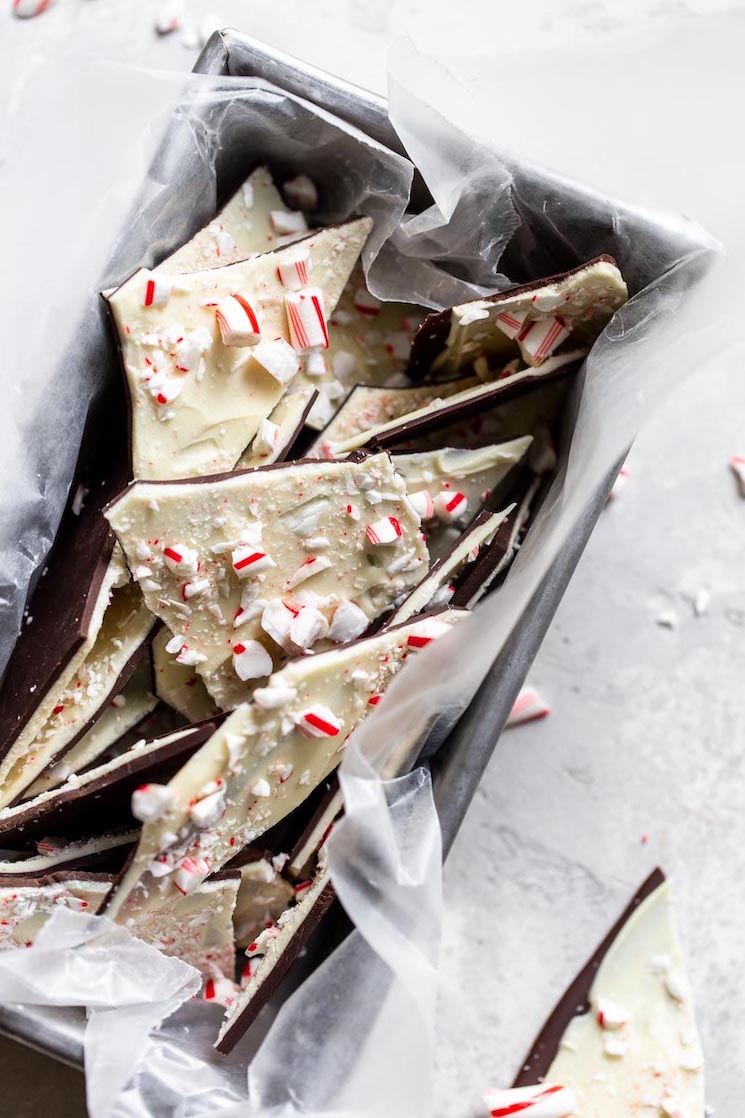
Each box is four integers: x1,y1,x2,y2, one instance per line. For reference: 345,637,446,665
0,26,731,1118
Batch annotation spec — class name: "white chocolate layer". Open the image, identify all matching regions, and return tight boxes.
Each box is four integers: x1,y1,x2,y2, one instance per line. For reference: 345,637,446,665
0,878,111,949
233,857,295,949
108,218,371,480
104,610,467,923
0,831,137,877
546,882,704,1117
151,627,219,723
236,386,316,468
106,453,429,709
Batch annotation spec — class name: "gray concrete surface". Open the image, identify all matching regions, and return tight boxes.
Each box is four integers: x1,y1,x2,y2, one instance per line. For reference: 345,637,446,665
1,2,741,1116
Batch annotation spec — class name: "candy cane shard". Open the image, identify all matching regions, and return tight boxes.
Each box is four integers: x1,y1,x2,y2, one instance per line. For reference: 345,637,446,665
157,167,289,275
408,257,628,379
331,350,586,455
483,1084,577,1117
229,853,295,949
392,438,532,559
0,575,156,810
729,454,745,497
215,854,335,1053
101,609,467,925
105,453,429,710
505,686,551,727
151,628,220,724
509,870,704,1118
307,378,479,458
106,217,372,481
236,386,317,468
22,657,158,799
0,722,219,848
0,830,138,878
388,509,512,626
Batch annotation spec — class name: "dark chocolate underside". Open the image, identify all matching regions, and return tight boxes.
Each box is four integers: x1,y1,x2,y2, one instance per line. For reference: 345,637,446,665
513,866,666,1087
0,721,218,850
0,376,130,758
406,255,617,380
215,881,337,1054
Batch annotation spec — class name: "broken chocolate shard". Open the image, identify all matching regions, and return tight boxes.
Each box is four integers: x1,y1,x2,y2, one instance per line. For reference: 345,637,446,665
514,867,665,1087
0,720,219,849
407,256,627,380
235,386,318,469
286,772,342,880
0,830,137,879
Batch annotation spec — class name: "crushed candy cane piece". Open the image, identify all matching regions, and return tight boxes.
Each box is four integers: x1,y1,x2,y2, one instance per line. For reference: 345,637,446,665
232,640,273,681
253,682,298,710
289,605,329,650
285,288,329,351
251,337,301,385
270,210,308,236
282,175,318,211
602,1033,628,1058
163,543,199,575
276,251,310,291
366,516,403,546
518,314,572,363
183,578,210,600
729,454,745,497
305,351,328,377
142,273,173,308
506,687,551,726
433,490,468,523
173,856,210,895
203,974,240,1008
327,599,368,643
353,288,381,316
494,307,529,339
406,618,453,648
287,555,333,589
252,418,280,457
189,782,225,827
215,294,261,346
297,705,342,739
232,547,276,578
483,1084,577,1117
132,783,175,824
407,490,435,521
251,778,271,798
597,997,630,1029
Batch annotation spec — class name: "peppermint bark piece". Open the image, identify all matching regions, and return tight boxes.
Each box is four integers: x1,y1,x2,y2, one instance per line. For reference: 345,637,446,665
159,167,288,274
452,479,539,607
0,830,137,877
286,776,343,881
216,854,334,1053
0,873,112,949
23,655,158,798
389,509,511,624
102,610,467,924
107,217,372,480
332,351,584,454
0,721,219,848
0,576,156,809
236,386,317,468
106,453,428,710
501,870,704,1118
393,439,532,559
308,379,478,458
409,256,628,379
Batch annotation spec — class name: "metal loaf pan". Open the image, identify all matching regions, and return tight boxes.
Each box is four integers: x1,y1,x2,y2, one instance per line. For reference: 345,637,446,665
0,29,708,1068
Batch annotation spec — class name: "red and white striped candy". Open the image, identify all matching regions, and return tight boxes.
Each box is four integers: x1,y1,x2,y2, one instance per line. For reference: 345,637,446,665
366,516,403,546
215,294,261,347
13,0,54,15
261,599,297,652
506,686,551,727
327,599,369,643
433,490,468,523
232,547,276,578
518,315,572,364
483,1084,577,1118
289,604,329,650
407,490,435,521
353,288,382,316
163,543,199,575
252,418,280,457
730,454,745,497
142,273,173,309
182,578,210,600
232,639,273,682
494,307,529,340
203,974,240,1008
597,996,630,1029
173,336,202,372
149,375,184,406
297,705,342,738
131,783,174,824
407,618,452,648
287,555,332,589
305,351,328,377
242,956,264,983
276,251,310,291
282,175,318,211
189,781,225,827
294,879,313,901
285,288,329,352
251,338,300,385
173,855,210,895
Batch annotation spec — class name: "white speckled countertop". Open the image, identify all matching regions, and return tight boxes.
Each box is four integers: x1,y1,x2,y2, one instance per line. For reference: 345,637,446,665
1,3,742,1116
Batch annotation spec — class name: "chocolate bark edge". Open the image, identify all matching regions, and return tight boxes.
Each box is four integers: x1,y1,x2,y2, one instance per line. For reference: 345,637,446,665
513,866,666,1087
214,881,337,1054
407,254,618,380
